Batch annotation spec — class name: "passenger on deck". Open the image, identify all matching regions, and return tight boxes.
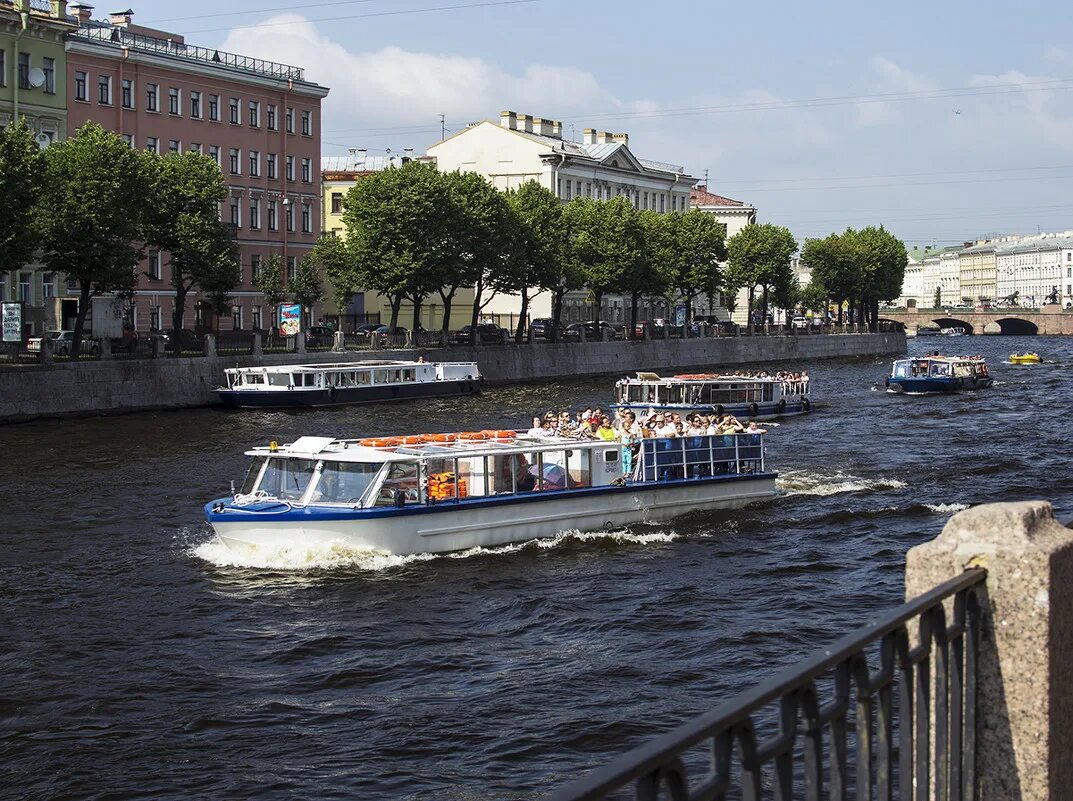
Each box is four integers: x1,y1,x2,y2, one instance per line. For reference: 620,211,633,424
596,416,617,441
527,416,544,436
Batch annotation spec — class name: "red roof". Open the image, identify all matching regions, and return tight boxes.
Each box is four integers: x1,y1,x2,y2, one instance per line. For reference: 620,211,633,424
690,185,751,208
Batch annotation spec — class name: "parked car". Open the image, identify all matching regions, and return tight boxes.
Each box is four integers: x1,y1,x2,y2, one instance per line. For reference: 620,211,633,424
155,328,201,352
368,324,408,336
352,322,382,336
305,325,335,347
27,330,100,356
562,321,620,342
450,323,508,345
791,316,809,330
529,317,558,340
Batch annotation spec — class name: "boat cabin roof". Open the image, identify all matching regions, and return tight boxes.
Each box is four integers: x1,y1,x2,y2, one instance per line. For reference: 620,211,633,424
622,372,795,384
897,355,985,364
225,360,473,375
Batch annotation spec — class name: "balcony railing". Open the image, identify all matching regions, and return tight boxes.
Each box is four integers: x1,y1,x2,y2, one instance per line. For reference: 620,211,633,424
554,568,986,801
69,26,304,81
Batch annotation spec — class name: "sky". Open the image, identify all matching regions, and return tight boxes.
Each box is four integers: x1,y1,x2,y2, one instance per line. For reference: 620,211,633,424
128,0,1073,248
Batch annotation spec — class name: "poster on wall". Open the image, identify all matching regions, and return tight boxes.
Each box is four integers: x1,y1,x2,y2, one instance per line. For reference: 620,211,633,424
278,303,302,337
1,302,22,343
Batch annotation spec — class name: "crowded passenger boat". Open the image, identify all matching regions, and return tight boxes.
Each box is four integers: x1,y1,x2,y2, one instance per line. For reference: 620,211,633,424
613,370,811,420
885,354,993,394
205,416,777,556
216,360,482,408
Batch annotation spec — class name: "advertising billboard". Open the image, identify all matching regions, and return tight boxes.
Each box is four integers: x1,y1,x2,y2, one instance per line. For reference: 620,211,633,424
1,302,22,343
278,303,302,337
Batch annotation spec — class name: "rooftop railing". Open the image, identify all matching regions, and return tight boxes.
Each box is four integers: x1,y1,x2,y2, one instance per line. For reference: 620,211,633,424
554,567,986,801
69,25,305,82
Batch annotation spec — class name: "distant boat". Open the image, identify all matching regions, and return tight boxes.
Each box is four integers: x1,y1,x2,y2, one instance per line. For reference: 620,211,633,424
915,324,941,337
940,327,968,337
1009,353,1041,364
885,356,993,394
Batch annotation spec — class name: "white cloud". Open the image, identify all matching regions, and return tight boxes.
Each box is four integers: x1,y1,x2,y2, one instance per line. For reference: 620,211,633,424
855,56,939,126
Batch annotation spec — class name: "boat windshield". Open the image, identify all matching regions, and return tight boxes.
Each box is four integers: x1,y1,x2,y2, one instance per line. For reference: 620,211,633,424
239,456,267,494
257,457,318,500
892,360,911,378
309,461,384,504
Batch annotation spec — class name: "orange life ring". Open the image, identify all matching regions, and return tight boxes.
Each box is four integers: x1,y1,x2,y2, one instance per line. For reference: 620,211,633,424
417,434,437,443
361,438,395,448
458,432,486,441
432,433,458,443
401,435,423,445
479,429,515,440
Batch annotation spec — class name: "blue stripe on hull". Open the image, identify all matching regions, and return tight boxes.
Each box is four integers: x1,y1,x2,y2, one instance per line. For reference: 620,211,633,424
610,402,811,418
217,379,481,408
886,376,993,394
206,470,777,524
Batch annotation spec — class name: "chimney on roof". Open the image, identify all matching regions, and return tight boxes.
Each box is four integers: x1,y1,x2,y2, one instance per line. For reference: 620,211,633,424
519,114,534,134
597,131,614,144
583,128,597,145
52,1,68,18
499,110,517,130
109,7,132,26
70,3,93,23
611,132,629,147
551,120,562,138
533,117,557,137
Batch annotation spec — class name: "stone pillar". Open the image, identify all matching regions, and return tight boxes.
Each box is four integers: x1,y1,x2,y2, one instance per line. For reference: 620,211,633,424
37,338,53,365
332,331,345,352
295,333,306,354
203,334,216,358
405,330,414,349
905,501,1073,801
643,323,650,341
98,337,111,360
578,324,587,344
369,332,380,351
527,327,535,345
151,335,164,359
252,332,263,356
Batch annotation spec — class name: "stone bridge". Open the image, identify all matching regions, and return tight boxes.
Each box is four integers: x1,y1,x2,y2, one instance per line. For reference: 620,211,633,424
879,305,1073,335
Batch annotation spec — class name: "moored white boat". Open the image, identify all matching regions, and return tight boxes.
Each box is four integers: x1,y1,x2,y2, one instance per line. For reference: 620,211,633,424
613,371,811,420
205,430,777,556
216,360,481,409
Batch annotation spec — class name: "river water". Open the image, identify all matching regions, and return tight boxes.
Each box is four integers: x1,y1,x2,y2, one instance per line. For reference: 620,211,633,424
2,336,1069,800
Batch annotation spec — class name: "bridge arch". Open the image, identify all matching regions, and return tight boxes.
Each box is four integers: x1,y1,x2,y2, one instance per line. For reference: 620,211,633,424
994,317,1038,335
878,318,906,331
931,317,975,335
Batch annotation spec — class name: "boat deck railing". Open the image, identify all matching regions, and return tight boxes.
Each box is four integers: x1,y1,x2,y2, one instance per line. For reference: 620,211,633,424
638,434,765,481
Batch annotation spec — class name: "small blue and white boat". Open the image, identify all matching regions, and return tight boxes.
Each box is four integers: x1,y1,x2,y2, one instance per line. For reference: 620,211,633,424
613,372,811,420
885,355,993,394
216,360,481,409
205,429,777,556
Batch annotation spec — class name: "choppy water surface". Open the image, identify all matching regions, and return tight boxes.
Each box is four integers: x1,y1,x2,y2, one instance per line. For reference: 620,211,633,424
2,336,1069,800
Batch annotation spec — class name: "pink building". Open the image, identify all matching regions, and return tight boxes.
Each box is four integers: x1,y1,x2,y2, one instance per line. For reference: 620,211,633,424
64,6,329,333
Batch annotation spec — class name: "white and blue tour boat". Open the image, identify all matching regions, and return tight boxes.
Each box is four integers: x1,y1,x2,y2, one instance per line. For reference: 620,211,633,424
205,429,777,556
216,360,482,409
885,355,993,394
613,372,811,420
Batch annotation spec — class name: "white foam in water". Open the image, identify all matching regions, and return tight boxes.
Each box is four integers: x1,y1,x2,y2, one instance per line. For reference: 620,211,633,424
924,502,969,514
777,470,907,497
189,528,677,572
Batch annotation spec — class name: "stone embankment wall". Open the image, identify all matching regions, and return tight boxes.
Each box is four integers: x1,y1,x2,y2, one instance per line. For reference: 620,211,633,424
0,332,904,423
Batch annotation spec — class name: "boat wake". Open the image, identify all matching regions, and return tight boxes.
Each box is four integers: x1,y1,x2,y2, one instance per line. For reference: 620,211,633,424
777,470,907,497
923,502,969,514
189,528,677,572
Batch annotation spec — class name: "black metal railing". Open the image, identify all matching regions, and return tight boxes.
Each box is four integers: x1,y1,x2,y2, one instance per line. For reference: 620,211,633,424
69,26,304,81
554,568,986,801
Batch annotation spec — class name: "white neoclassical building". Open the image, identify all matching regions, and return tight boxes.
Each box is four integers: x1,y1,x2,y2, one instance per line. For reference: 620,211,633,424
426,111,697,327
995,233,1073,307
921,250,942,308
939,247,962,306
896,249,925,308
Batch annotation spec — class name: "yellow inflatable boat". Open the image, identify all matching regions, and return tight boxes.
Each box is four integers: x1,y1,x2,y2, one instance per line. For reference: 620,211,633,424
1009,353,1041,364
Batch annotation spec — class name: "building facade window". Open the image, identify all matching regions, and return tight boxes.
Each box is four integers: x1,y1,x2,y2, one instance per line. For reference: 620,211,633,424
122,133,134,147
267,104,277,130
98,74,112,105
249,198,260,229
251,254,262,279
18,53,29,90
285,107,294,133
331,192,343,214
42,57,55,93
286,256,297,281
0,50,6,88
208,94,219,121
230,198,241,227
229,97,240,124
120,77,133,108
301,158,311,182
228,148,240,175
286,203,294,232
146,137,159,155
168,87,180,115
168,139,180,153
189,142,202,154
267,153,277,179
248,150,260,177
252,304,262,330
267,200,278,231
248,100,259,127
148,250,161,280
301,203,312,233
208,145,220,165
146,83,158,111
232,305,243,329
149,305,162,330
18,272,31,303
301,110,311,135
42,273,55,298
190,91,201,118
74,70,87,101
285,156,294,181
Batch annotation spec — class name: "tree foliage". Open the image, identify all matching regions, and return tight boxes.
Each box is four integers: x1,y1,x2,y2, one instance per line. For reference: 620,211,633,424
502,181,568,341
566,196,644,325
289,252,324,314
0,120,44,275
254,253,288,325
726,223,798,326
36,123,150,357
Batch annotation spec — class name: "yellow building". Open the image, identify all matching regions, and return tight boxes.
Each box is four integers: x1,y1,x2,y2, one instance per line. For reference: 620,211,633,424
322,152,474,331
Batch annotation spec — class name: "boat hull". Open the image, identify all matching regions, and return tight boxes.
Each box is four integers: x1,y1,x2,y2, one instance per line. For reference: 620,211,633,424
612,400,811,419
207,474,777,556
885,376,994,394
216,378,482,409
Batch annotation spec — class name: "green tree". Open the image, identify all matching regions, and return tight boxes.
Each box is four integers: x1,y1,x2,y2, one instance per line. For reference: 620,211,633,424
726,224,797,328
36,123,150,358
501,181,568,342
289,253,324,322
450,173,517,330
0,120,44,276
674,209,727,325
567,197,643,325
314,234,360,328
254,253,287,332
802,227,906,329
629,210,675,337
796,280,829,315
801,233,858,325
933,284,942,309
144,150,237,355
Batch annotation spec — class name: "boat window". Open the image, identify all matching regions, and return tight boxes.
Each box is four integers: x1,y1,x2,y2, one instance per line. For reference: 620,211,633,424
566,448,591,488
427,457,465,501
762,383,774,402
268,373,291,387
930,362,951,377
401,369,416,382
257,458,318,500
374,461,421,506
244,373,265,385
893,361,910,378
239,456,267,495
308,461,383,504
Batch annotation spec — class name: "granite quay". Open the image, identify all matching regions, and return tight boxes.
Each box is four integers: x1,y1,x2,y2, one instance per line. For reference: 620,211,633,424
556,501,1073,801
0,330,904,422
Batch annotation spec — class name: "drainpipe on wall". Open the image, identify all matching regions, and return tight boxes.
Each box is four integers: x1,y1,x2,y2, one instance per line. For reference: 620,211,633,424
12,5,29,123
